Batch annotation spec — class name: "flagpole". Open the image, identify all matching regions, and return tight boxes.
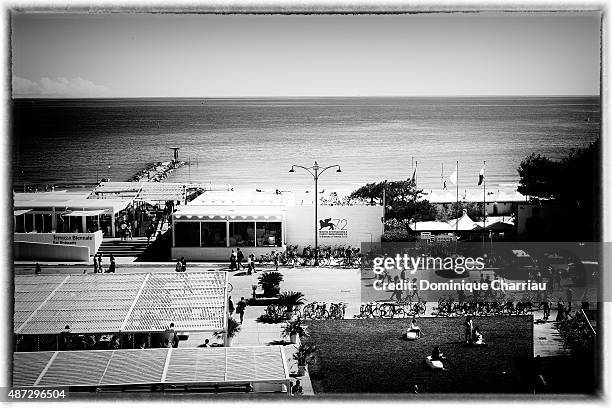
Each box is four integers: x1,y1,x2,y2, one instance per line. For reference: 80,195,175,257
414,161,417,231
382,187,386,226
456,160,459,235
483,160,486,229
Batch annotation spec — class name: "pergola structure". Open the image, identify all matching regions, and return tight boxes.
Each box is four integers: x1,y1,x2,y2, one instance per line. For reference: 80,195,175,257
14,271,229,345
90,181,232,203
13,346,291,394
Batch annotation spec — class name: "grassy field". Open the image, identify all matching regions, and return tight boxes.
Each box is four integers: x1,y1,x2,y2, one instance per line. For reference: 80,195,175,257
305,316,533,394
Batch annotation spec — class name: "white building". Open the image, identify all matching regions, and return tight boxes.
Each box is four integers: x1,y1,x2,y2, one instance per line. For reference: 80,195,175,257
171,190,384,261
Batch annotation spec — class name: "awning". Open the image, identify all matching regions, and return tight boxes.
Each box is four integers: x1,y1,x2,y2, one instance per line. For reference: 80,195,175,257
14,271,228,335
61,209,107,217
13,346,290,389
174,205,285,221
14,209,32,217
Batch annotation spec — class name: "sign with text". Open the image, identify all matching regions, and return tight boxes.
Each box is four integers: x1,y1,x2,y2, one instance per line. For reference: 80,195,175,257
318,218,348,239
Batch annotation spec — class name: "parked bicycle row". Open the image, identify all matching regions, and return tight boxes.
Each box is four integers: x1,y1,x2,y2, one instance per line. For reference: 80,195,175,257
254,245,363,268
297,302,347,320
353,300,428,319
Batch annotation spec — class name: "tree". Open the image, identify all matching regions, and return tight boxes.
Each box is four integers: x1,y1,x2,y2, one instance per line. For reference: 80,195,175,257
347,179,437,222
517,139,600,240
517,139,600,205
517,153,559,199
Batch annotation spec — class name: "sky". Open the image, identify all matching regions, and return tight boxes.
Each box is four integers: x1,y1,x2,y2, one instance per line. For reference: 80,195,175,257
11,12,601,98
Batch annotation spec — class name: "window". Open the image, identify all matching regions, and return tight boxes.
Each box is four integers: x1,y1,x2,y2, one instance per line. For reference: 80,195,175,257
25,214,34,232
15,214,25,233
256,222,282,247
34,214,44,233
174,222,200,247
229,222,255,247
201,222,227,247
42,214,52,233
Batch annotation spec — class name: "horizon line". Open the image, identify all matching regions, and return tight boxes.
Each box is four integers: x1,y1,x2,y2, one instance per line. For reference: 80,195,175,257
12,94,601,100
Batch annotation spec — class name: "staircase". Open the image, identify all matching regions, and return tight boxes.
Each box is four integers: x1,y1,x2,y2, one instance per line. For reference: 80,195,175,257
96,237,151,258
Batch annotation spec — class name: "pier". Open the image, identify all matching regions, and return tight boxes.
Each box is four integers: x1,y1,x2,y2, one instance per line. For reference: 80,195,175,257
128,160,185,182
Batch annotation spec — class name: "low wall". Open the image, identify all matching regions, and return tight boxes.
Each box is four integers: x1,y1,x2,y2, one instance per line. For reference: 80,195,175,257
172,246,285,261
14,241,90,262
14,231,103,257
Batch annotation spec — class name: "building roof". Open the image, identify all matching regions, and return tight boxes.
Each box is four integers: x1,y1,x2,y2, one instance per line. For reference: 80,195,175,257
14,192,132,214
448,212,483,231
187,190,295,206
410,221,454,231
425,189,527,203
14,271,228,335
13,346,289,388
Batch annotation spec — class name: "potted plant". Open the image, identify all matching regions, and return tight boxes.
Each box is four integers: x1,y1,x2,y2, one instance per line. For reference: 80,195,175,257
282,318,308,344
214,316,241,347
258,271,284,297
294,343,315,376
278,291,306,318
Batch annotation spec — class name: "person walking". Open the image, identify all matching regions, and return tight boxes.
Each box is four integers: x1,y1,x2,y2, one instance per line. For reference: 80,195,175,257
236,297,247,324
555,299,565,322
93,256,99,274
247,254,256,275
175,259,183,272
228,296,235,316
273,251,279,271
463,316,474,344
34,263,41,275
566,287,574,310
108,255,116,273
237,248,244,270
229,250,237,271
120,220,127,241
97,253,103,272
542,298,551,320
180,257,187,272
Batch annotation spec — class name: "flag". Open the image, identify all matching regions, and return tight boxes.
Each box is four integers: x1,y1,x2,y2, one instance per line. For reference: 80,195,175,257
411,162,417,183
449,164,457,185
478,165,485,186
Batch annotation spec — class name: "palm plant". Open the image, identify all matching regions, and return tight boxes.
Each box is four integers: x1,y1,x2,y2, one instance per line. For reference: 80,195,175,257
258,271,284,297
278,291,306,313
214,316,242,344
294,343,316,366
281,318,309,339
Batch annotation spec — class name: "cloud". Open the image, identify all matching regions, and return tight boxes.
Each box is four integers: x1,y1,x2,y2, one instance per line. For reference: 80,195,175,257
12,76,109,98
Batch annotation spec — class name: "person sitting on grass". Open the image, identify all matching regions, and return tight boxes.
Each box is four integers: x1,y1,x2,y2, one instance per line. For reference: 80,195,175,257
407,318,423,339
291,379,303,396
472,326,485,345
431,346,445,361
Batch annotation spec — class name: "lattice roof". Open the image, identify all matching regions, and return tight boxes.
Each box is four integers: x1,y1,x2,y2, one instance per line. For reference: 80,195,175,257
13,347,289,388
14,271,227,335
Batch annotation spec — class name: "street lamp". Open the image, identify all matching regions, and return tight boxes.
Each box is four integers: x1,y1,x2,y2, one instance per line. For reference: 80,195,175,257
289,161,342,266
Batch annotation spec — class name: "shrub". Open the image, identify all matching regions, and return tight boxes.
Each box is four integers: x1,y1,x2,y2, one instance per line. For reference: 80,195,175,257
213,316,241,339
281,318,309,338
278,291,306,312
258,271,284,297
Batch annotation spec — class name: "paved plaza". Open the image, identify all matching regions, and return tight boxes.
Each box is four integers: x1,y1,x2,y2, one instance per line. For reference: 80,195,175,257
15,261,583,360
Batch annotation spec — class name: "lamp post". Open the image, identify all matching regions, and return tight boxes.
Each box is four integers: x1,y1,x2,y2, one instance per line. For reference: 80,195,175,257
289,161,342,266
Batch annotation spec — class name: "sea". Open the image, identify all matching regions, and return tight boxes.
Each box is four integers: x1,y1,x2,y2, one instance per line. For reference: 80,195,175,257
12,96,600,195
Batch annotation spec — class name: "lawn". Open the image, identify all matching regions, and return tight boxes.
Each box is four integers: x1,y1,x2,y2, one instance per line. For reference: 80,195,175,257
305,316,533,394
